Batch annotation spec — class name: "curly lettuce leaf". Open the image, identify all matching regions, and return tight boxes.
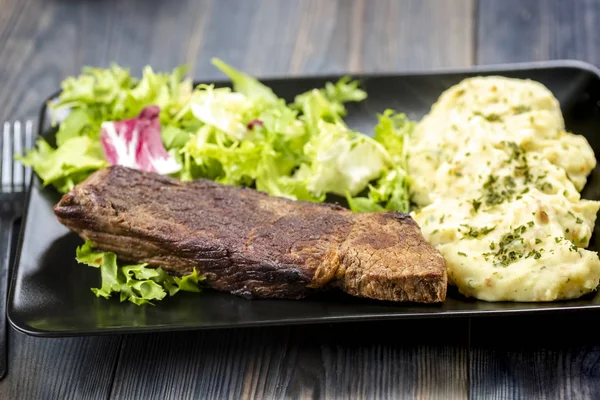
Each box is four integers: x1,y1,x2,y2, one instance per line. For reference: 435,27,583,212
345,110,414,213
76,241,204,306
291,121,392,197
56,109,95,146
293,76,367,132
345,194,386,212
181,81,309,194
52,63,194,141
371,110,413,212
211,58,278,103
181,119,306,197
323,76,368,104
53,64,192,123
346,171,411,213
56,64,134,108
294,89,341,134
190,85,255,140
187,82,302,140
162,125,193,149
369,168,411,212
374,109,414,166
18,136,109,192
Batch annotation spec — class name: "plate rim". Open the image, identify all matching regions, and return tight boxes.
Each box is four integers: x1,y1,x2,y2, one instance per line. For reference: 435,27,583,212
8,58,600,337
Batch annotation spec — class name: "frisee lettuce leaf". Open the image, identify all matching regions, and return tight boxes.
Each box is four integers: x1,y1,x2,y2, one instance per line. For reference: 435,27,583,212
345,194,386,212
55,108,95,146
211,58,279,103
17,136,109,192
293,76,367,128
290,120,392,197
54,64,192,123
76,241,204,305
374,109,413,166
345,110,414,213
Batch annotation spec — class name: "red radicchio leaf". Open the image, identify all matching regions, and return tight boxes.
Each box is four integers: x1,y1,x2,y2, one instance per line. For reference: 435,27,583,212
246,119,264,130
100,105,181,175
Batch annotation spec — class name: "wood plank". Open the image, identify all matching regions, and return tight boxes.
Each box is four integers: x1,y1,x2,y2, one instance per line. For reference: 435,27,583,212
107,0,474,398
0,1,134,397
477,0,600,65
0,0,475,124
0,0,475,398
470,314,600,399
287,0,474,74
0,333,122,400
0,0,217,124
474,1,600,398
0,220,123,399
110,320,469,399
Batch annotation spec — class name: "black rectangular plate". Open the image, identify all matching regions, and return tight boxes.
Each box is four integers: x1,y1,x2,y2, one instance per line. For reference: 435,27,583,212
8,60,600,337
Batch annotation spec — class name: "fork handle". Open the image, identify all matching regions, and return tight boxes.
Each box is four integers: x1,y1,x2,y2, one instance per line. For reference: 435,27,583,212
0,215,16,380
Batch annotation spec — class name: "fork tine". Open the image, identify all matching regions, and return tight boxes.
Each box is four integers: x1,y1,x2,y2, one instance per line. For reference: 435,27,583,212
0,123,5,191
13,121,22,192
24,121,35,189
20,122,25,191
24,121,33,187
2,123,10,192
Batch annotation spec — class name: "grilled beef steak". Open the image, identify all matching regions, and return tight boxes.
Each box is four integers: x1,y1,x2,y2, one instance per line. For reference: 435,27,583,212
54,166,447,303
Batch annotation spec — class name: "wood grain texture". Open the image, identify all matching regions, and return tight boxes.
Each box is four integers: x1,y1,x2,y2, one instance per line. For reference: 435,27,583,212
0,0,475,124
110,321,469,399
0,333,122,400
101,1,474,398
0,0,475,398
0,221,123,399
477,0,600,65
474,1,600,399
470,314,600,400
287,0,475,74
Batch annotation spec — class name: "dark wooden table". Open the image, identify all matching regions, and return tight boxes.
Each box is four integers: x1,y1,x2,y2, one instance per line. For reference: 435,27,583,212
1,0,600,398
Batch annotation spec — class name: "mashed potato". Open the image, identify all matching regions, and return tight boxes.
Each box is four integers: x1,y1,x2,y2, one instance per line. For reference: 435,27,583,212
409,76,600,302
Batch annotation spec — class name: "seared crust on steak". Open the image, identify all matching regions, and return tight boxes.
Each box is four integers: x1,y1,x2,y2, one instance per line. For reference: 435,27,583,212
54,166,447,303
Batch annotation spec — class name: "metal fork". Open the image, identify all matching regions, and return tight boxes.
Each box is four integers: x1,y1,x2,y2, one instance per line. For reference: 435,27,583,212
0,121,34,380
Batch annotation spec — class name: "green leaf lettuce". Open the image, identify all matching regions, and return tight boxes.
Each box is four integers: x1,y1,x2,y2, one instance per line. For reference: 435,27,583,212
76,241,205,306
345,110,414,213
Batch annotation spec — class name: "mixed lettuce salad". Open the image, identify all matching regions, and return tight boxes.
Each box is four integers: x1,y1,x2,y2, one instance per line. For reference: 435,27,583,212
20,59,414,305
